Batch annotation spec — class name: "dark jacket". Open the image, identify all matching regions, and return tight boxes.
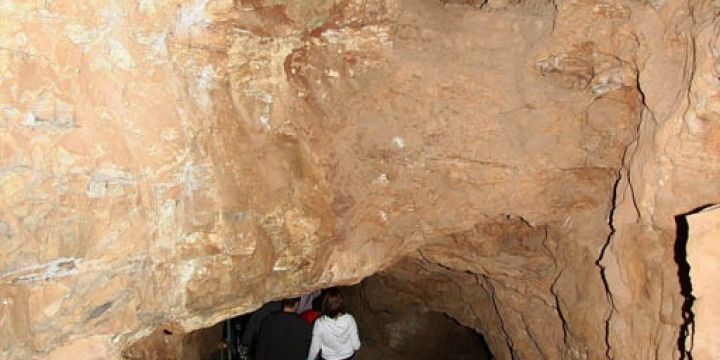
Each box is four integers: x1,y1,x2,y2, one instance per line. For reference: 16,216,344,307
255,311,312,360
241,301,282,351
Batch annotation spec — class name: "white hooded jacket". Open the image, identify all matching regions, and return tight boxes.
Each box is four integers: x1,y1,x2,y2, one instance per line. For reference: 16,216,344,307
307,314,361,360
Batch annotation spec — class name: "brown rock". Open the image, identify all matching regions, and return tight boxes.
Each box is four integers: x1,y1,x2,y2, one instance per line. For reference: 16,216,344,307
687,205,720,360
0,0,718,359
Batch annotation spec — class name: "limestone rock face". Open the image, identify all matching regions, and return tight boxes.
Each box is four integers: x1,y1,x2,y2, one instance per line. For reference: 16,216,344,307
0,0,718,359
688,205,720,360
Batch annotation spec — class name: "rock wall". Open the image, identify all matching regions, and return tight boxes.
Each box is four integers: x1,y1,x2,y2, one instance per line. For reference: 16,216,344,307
687,205,720,360
0,0,718,359
121,321,223,360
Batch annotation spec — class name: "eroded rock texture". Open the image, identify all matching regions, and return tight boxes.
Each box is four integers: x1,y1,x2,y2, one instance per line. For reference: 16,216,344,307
0,0,719,359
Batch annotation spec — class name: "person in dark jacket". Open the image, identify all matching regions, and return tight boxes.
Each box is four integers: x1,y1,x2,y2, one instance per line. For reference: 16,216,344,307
239,301,281,360
255,297,312,360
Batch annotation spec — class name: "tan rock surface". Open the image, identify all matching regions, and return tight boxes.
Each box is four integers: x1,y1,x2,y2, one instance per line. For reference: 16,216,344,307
688,205,720,360
0,0,718,359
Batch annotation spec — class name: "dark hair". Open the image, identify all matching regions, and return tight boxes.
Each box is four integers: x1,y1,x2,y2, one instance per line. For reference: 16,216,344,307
281,297,300,309
321,288,346,318
311,292,323,312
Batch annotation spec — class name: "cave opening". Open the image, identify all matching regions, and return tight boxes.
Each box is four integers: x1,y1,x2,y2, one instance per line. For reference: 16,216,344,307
123,273,493,360
341,276,494,360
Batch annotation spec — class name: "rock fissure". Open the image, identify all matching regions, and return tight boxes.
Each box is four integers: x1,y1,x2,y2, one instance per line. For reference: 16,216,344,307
549,267,570,346
595,90,645,358
681,0,698,135
596,169,621,360
635,68,658,127
482,275,518,360
520,312,547,360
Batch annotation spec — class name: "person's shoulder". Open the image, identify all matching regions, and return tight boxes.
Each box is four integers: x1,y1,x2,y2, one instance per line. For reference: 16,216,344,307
313,315,329,327
267,310,285,317
339,313,357,326
339,313,356,321
277,311,305,322
261,311,283,324
285,313,311,330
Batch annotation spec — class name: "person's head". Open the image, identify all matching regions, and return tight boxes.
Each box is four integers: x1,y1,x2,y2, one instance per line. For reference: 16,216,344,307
281,297,300,313
311,292,323,312
321,288,346,318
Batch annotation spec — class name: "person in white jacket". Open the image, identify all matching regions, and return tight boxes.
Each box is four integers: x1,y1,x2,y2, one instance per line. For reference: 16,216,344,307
307,289,361,360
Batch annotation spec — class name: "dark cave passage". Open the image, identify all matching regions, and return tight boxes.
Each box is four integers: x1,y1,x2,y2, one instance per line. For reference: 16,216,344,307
123,273,493,360
343,276,493,360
